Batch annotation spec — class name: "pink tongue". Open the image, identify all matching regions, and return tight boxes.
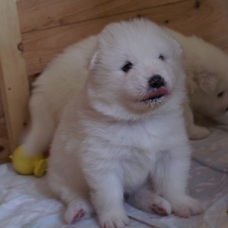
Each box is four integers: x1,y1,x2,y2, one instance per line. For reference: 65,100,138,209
143,87,168,100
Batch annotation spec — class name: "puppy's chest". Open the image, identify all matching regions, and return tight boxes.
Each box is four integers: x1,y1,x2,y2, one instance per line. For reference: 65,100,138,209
106,121,169,190
101,120,169,159
87,119,174,190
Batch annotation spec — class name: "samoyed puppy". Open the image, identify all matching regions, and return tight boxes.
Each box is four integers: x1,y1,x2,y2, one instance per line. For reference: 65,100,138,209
23,35,98,155
166,28,228,140
47,19,202,228
23,25,228,157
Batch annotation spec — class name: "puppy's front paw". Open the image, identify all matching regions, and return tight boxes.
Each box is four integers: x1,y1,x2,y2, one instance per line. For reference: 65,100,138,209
188,125,210,140
128,192,171,216
99,210,129,228
151,196,172,216
171,195,203,218
65,200,94,224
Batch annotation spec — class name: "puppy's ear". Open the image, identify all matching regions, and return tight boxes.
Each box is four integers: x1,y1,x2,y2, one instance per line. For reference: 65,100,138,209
197,72,217,94
88,51,99,70
170,37,182,56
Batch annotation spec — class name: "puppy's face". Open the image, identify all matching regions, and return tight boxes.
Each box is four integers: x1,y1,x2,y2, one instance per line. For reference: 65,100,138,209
190,68,228,118
215,80,228,117
87,19,184,120
186,37,228,118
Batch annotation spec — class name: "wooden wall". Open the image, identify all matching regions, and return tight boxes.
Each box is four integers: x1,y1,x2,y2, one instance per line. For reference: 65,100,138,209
17,0,228,79
0,95,10,164
0,0,29,164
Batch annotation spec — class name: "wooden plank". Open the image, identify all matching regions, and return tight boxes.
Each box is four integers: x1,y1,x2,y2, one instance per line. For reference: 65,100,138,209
0,0,30,153
21,0,228,76
0,91,10,164
16,0,184,33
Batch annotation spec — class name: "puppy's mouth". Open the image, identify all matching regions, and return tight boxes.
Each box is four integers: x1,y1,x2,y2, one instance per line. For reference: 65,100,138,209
141,87,169,102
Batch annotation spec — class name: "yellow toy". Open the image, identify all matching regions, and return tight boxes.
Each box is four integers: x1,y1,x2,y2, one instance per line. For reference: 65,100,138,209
10,145,48,177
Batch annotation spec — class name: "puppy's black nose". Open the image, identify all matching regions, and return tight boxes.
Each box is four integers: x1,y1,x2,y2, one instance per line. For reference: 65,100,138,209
225,107,228,112
149,75,165,89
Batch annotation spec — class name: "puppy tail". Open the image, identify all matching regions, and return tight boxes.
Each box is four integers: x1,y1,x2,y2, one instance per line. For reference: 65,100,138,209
22,94,56,157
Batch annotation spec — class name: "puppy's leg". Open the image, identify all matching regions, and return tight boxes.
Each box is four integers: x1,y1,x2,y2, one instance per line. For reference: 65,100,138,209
86,171,129,228
184,99,210,140
65,199,93,224
152,145,203,218
48,171,94,224
127,184,171,216
23,94,55,156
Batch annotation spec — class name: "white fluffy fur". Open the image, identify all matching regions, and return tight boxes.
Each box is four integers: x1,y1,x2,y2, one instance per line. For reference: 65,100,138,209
46,19,202,228
23,24,228,157
23,35,98,155
166,28,228,139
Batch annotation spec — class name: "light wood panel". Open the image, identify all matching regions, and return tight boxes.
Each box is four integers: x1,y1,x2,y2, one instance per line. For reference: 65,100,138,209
0,92,10,164
17,0,183,33
20,0,228,76
0,0,30,156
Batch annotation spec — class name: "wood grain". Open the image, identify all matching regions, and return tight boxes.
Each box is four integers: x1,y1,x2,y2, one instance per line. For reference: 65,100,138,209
0,91,10,164
17,0,183,33
20,0,228,76
0,0,30,156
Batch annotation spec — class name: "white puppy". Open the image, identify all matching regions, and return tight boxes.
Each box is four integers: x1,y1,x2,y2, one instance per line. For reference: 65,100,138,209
47,19,202,228
166,28,228,139
23,26,228,157
23,35,98,155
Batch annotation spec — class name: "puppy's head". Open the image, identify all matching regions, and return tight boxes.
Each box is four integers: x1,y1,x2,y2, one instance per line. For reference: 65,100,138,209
187,37,228,118
190,72,228,118
87,19,185,121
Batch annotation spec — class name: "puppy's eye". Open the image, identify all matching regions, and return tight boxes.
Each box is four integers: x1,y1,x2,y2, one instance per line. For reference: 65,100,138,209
217,91,224,97
122,61,133,73
159,54,165,61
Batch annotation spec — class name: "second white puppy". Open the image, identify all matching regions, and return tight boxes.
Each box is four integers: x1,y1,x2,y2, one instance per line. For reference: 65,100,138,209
47,19,202,228
166,28,228,140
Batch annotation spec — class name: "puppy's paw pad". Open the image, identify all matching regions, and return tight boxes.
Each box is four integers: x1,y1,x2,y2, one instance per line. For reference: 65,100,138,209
128,191,172,215
65,201,93,224
150,196,171,216
152,204,170,216
71,209,85,223
100,213,129,228
189,126,210,140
